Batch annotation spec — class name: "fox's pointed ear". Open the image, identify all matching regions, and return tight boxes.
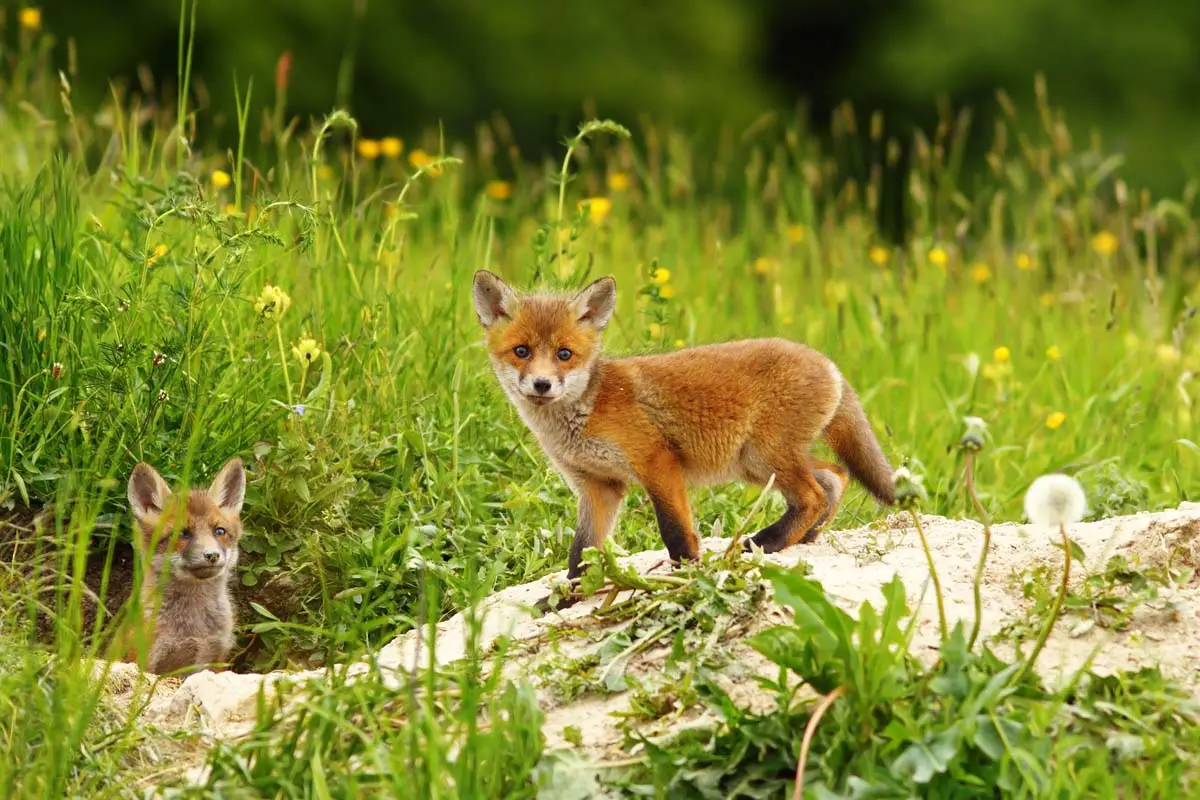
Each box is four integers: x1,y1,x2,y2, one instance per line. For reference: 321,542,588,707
208,457,246,515
472,270,518,328
128,463,171,521
573,276,616,331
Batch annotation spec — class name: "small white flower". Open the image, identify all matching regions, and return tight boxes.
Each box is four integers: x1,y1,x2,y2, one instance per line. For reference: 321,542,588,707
1024,474,1087,526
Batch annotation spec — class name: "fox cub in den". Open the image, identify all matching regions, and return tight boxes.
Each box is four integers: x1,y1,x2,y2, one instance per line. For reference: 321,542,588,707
124,457,245,675
472,270,896,581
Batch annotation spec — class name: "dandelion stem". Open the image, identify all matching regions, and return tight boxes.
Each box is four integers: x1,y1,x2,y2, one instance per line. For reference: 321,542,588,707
275,321,293,406
964,451,992,651
793,685,846,800
909,508,947,640
1017,522,1071,686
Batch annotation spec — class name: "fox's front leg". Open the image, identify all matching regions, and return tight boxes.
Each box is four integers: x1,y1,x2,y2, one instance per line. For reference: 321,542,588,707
636,451,701,566
566,476,628,580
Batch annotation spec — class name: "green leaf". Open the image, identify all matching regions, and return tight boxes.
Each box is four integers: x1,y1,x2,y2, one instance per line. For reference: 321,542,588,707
249,602,279,621
891,729,960,784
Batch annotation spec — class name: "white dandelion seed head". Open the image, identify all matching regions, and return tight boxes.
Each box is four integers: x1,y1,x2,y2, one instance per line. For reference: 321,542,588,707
1024,474,1088,527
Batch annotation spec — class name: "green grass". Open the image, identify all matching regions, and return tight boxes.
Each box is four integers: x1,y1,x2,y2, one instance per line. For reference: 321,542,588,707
1,7,1199,798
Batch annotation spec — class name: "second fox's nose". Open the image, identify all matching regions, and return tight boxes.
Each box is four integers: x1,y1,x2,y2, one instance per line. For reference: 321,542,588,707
203,549,220,564
533,379,552,395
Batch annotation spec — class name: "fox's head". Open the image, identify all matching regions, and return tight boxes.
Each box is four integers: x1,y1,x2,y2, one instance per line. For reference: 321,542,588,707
472,270,616,407
127,457,245,582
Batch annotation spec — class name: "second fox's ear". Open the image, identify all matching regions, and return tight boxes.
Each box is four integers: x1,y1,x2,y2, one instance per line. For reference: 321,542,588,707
472,270,518,328
573,276,617,331
128,463,171,521
209,457,246,515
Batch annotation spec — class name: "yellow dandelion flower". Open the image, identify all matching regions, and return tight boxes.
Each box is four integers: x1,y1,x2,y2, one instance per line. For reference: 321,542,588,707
380,137,404,158
824,280,849,306
659,284,677,299
485,180,513,201
993,346,1011,363
1156,343,1181,366
868,245,890,266
408,149,443,175
1046,345,1061,361
37,329,46,343
928,246,948,269
224,203,238,215
674,339,685,349
787,224,806,244
19,7,41,31
648,323,662,338
608,172,632,192
1015,253,1034,271
650,267,671,285
357,139,381,160
578,197,612,224
291,335,321,365
211,169,231,189
317,164,334,181
1091,230,1119,256
970,262,993,283
1040,292,1055,308
254,284,292,319
754,257,778,276
147,244,167,266
1045,411,1066,430
1124,332,1140,350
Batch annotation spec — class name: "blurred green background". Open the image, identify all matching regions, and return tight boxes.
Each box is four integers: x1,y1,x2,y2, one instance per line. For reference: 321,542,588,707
26,0,1200,194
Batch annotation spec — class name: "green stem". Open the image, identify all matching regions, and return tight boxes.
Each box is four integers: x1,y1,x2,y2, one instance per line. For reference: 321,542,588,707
1017,522,1071,686
965,451,992,651
909,507,947,640
275,321,293,405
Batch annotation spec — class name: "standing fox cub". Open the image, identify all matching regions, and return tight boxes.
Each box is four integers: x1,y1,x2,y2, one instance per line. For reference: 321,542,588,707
124,457,245,675
472,270,896,581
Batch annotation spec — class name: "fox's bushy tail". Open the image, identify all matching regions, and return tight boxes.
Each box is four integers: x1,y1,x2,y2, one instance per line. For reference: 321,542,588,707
823,379,895,505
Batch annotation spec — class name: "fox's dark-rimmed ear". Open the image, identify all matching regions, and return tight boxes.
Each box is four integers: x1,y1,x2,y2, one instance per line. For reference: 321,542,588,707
573,276,616,331
208,457,246,516
128,463,171,522
472,270,518,328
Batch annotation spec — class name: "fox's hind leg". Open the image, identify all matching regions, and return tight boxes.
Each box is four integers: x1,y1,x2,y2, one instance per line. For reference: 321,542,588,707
743,459,829,554
803,458,849,542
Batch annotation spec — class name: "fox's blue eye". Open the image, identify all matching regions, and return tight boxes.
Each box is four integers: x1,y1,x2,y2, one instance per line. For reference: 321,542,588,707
514,345,531,359
556,348,573,362
214,527,227,537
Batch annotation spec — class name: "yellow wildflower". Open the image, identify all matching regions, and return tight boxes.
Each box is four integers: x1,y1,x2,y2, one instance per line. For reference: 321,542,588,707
787,224,806,244
254,284,292,319
147,244,167,266
19,7,41,30
674,339,685,349
1123,332,1140,350
357,139,381,160
782,315,794,325
825,280,849,306
485,180,513,201
1156,343,1181,366
608,172,632,192
579,197,612,224
970,262,993,283
211,169,231,189
224,203,238,215
1091,230,1119,256
1046,345,1061,361
868,245,890,266
659,284,677,299
1015,253,1034,271
928,246,948,268
291,335,321,365
650,267,671,285
317,164,334,181
754,257,778,276
993,346,1011,363
380,137,404,158
1040,293,1055,308
408,149,443,175
648,323,662,338
1045,411,1066,430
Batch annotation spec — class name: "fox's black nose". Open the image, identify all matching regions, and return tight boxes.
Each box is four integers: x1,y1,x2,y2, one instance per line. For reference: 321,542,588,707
203,549,220,563
532,378,552,394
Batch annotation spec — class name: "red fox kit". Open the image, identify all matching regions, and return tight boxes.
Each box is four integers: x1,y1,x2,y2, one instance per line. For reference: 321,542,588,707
472,270,896,581
124,457,245,675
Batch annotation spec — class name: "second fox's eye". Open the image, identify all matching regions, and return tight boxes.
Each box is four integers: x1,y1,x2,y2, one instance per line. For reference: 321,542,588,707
180,528,192,539
514,345,531,359
556,348,573,362
214,527,227,537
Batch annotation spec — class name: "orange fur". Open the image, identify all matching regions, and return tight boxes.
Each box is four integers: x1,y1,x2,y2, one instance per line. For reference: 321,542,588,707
472,270,896,580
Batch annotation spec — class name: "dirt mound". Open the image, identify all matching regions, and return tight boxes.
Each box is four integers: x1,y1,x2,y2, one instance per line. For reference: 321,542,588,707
92,503,1200,771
